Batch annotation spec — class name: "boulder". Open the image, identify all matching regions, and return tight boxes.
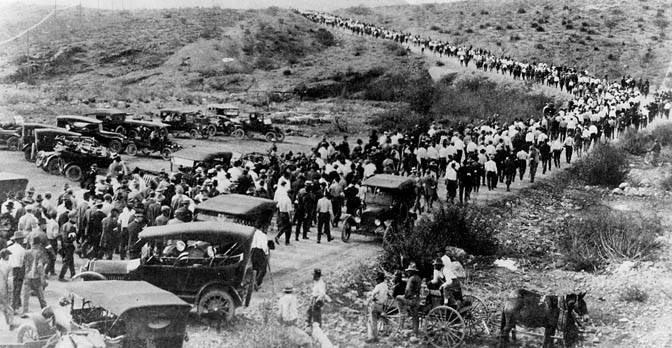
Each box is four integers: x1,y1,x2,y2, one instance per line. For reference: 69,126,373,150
618,182,629,189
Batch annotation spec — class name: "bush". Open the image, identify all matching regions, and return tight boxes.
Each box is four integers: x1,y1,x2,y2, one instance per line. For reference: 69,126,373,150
505,24,514,29
651,123,672,146
536,26,545,32
517,7,526,14
556,208,662,271
619,284,649,303
382,205,499,272
314,28,336,47
368,107,433,132
661,175,672,191
621,128,651,155
568,143,628,187
430,25,441,31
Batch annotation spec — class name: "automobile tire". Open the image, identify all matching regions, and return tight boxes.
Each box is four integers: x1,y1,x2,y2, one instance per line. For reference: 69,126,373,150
231,129,245,138
46,157,61,175
264,132,277,142
65,165,83,182
276,132,285,142
342,220,352,242
125,143,138,156
197,288,235,322
114,126,126,135
207,125,217,137
6,136,19,151
16,323,39,343
189,129,199,138
108,140,122,153
24,148,34,162
160,148,172,161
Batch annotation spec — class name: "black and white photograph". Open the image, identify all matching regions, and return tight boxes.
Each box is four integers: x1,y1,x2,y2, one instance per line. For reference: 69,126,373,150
0,0,671,346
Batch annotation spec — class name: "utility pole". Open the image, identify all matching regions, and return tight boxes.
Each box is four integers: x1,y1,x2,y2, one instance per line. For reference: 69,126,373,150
26,30,30,83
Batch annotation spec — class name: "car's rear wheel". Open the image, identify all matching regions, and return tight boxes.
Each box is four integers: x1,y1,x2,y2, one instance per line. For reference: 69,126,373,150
16,323,38,343
114,126,126,135
206,125,217,137
125,143,138,156
189,129,199,138
160,148,172,161
46,157,61,175
276,131,285,142
24,148,33,162
6,136,19,151
65,165,83,182
108,140,122,153
197,288,235,322
231,129,245,138
264,132,277,142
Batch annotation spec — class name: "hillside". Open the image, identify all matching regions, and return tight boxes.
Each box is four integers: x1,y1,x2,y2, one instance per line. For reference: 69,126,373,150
336,0,672,88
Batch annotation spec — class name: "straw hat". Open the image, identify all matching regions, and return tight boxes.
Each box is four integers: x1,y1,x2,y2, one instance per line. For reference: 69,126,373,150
283,283,294,293
405,262,419,273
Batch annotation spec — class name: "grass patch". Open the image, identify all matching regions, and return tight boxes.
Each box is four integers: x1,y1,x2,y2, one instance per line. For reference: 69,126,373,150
619,284,649,303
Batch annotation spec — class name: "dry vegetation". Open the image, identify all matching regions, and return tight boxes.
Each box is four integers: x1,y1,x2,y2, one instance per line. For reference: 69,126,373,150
337,0,672,86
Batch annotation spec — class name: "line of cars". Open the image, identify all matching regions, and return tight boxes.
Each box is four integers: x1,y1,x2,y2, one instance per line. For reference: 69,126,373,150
15,194,277,348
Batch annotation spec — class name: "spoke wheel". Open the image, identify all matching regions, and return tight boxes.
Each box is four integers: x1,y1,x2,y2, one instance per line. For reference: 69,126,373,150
46,157,61,175
160,148,172,160
425,305,465,348
207,125,217,137
377,298,401,336
6,137,18,151
108,140,122,153
16,324,38,343
462,295,494,337
189,129,199,138
197,288,235,322
65,165,83,182
231,129,245,138
125,143,138,156
264,132,277,142
341,220,352,242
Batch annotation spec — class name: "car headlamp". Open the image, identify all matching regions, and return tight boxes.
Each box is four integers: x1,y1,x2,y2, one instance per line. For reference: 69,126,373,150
374,219,381,226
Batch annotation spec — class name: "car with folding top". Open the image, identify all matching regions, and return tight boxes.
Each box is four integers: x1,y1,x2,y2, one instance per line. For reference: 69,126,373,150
15,280,191,348
194,193,277,231
55,115,129,153
75,221,256,322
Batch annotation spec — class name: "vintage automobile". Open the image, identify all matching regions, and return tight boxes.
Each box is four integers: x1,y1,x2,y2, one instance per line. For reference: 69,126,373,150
159,107,215,139
76,221,257,322
0,172,28,205
340,174,417,242
230,112,285,142
170,148,237,172
0,114,24,150
23,128,80,162
194,193,277,231
56,115,129,153
15,280,191,348
17,123,57,154
122,119,180,160
205,103,242,136
84,108,133,135
37,135,114,181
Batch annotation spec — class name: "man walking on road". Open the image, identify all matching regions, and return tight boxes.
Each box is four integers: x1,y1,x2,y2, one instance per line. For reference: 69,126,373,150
21,238,47,313
316,193,334,243
7,231,25,311
275,184,294,246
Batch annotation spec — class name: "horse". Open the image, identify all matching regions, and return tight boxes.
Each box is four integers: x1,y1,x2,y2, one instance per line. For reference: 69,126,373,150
499,289,588,348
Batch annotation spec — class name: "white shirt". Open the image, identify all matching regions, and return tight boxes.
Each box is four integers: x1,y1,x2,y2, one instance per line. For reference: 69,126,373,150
118,207,134,229
312,279,327,301
251,229,269,255
369,282,389,304
485,160,497,172
278,293,299,322
46,218,60,240
363,163,377,178
7,241,26,268
444,162,459,181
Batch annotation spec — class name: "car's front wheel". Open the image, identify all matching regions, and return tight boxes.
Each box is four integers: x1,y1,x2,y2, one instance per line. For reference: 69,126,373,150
342,220,353,242
125,143,138,156
206,125,217,138
160,148,172,161
231,129,245,138
6,136,19,151
108,140,122,153
197,288,235,322
64,165,83,182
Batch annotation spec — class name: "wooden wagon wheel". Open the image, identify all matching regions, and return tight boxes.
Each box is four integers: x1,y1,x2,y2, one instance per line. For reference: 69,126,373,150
424,305,465,347
462,295,495,337
377,297,402,336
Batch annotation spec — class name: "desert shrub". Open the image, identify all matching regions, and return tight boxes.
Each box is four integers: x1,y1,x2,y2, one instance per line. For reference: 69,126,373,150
496,25,504,30
505,24,514,29
200,25,220,39
465,28,474,33
314,28,336,47
621,128,651,155
568,143,628,187
254,56,275,70
619,284,649,303
536,26,545,32
556,208,662,271
348,5,372,16
384,41,408,56
517,7,526,14
430,25,441,31
650,123,672,145
382,205,499,272
510,34,521,41
661,175,672,191
368,107,433,132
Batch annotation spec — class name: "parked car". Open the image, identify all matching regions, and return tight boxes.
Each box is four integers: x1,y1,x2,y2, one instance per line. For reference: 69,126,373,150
83,108,132,135
205,103,241,136
76,221,257,322
56,115,129,153
17,123,57,154
194,193,277,231
15,280,191,348
340,174,417,242
23,128,79,162
37,135,114,181
159,107,215,139
170,148,237,172
0,114,23,150
122,119,180,160
230,112,285,142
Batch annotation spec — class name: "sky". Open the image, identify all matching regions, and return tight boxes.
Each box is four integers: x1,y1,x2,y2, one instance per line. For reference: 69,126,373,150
0,0,460,10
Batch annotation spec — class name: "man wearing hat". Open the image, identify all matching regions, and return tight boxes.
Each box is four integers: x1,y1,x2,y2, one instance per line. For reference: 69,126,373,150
307,268,329,327
58,212,77,281
17,205,38,237
366,272,388,343
278,282,299,326
85,199,107,259
127,208,147,259
396,262,422,336
7,231,26,310
21,235,47,314
0,248,15,329
155,206,171,226
100,208,120,260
